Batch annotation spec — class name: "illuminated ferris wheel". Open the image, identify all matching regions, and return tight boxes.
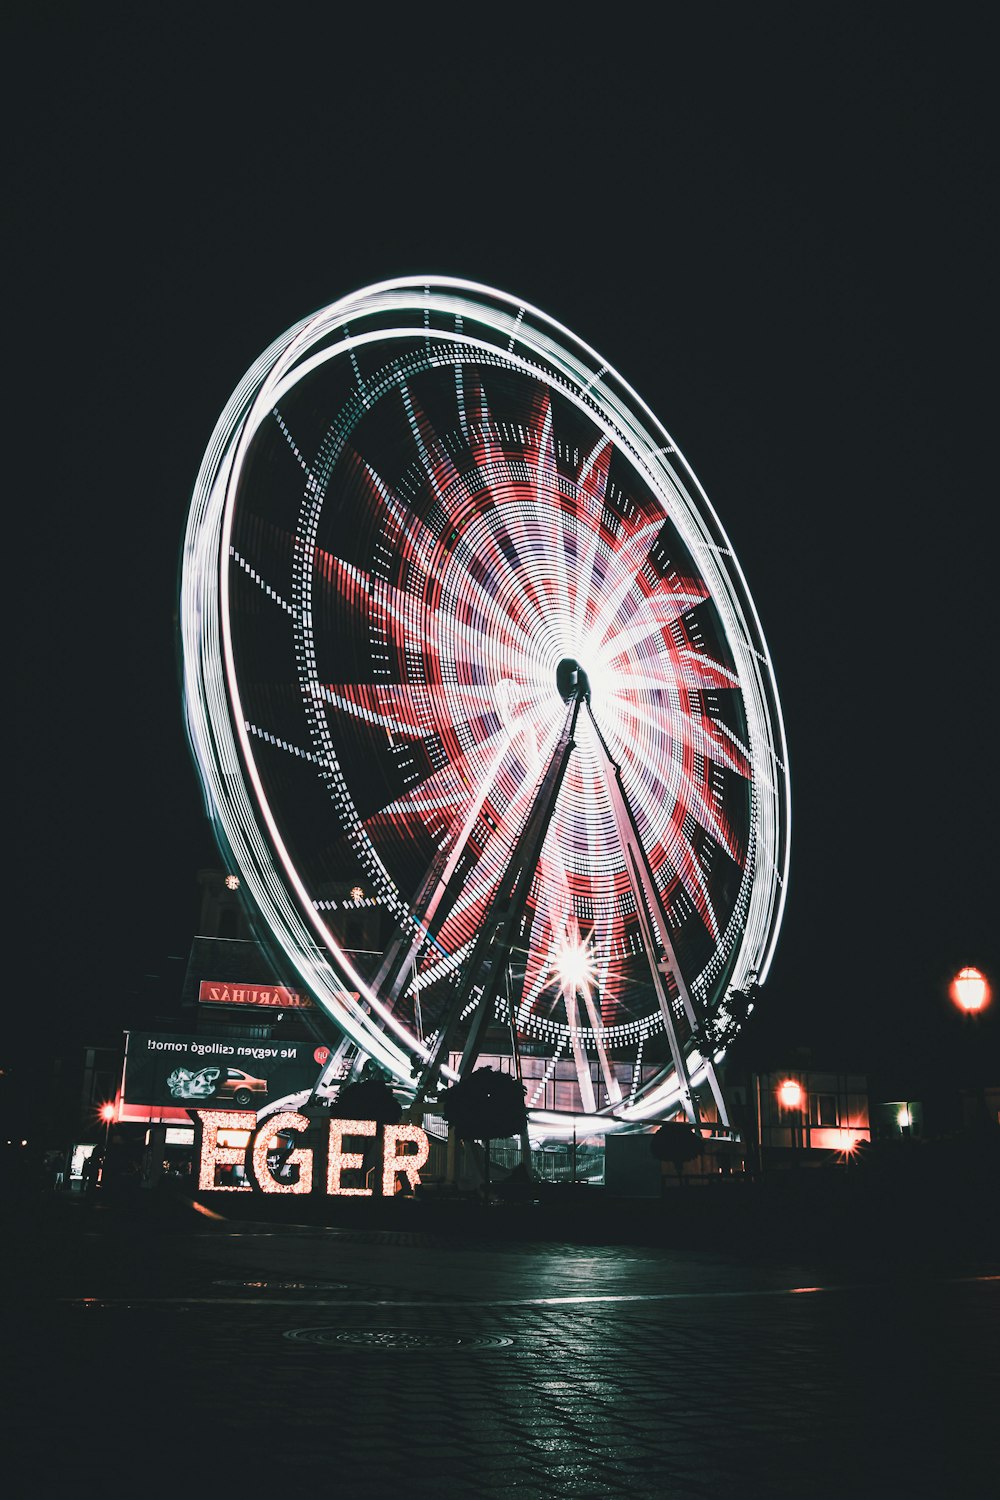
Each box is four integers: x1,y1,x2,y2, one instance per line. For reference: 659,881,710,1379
181,278,789,1136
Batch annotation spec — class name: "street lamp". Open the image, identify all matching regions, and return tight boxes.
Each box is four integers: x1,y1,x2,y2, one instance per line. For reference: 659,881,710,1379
778,1078,803,1110
949,966,992,1128
778,1078,804,1162
99,1101,115,1150
950,966,991,1014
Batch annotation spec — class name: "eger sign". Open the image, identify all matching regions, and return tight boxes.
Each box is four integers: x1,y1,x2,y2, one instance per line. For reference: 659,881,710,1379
195,1111,430,1198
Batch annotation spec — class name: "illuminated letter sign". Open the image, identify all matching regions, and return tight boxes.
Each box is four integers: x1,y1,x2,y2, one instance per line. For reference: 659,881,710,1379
382,1123,430,1197
197,1109,256,1191
252,1110,314,1195
327,1118,376,1197
195,1112,430,1198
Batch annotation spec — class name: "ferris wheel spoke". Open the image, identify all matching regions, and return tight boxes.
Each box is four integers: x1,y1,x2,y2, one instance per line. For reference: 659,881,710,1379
314,536,538,699
272,406,317,477
466,508,555,648
462,371,508,472
532,394,576,624
316,680,498,739
230,547,297,618
609,644,738,698
606,705,743,860
569,436,613,636
398,773,546,951
582,708,723,945
245,721,328,767
632,770,726,933
371,688,567,868
591,586,712,669
401,407,555,658
577,431,613,516
675,648,739,691
608,683,751,783
352,453,444,576
373,738,541,998
431,509,553,665
579,518,671,644
432,784,555,948
401,383,467,505
654,838,721,944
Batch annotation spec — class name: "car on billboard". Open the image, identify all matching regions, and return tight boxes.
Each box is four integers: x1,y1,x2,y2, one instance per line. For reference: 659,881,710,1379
166,1064,268,1107
214,1067,269,1107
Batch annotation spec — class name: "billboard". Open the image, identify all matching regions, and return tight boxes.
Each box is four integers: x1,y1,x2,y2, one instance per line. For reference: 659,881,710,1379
121,1032,325,1123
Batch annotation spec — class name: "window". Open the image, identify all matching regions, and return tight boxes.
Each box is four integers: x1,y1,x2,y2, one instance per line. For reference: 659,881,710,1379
810,1094,838,1127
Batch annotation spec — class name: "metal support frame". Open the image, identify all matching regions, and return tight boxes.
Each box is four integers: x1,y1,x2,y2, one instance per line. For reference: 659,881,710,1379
367,673,730,1136
407,697,583,1118
585,703,730,1131
371,729,519,1010
307,1031,358,1105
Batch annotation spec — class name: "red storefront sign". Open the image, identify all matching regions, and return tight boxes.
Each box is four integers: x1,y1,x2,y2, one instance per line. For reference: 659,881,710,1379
198,981,315,1010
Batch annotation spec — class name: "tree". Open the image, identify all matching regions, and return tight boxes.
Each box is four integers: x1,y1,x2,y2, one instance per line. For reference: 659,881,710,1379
330,1077,402,1126
650,1120,703,1187
442,1067,527,1197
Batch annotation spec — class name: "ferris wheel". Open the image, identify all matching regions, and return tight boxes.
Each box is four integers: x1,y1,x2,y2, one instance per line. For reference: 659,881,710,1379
181,278,789,1137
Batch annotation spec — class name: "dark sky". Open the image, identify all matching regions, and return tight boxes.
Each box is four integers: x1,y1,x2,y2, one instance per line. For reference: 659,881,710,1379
9,6,997,1084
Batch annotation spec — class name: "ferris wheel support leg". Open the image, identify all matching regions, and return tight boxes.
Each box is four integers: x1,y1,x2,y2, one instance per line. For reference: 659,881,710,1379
578,985,623,1108
587,705,730,1133
374,731,517,1008
307,1034,356,1105
504,968,535,1171
408,701,582,1119
565,989,598,1115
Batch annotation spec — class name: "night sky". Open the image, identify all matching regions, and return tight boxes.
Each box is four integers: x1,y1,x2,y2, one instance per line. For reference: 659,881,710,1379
9,6,997,1087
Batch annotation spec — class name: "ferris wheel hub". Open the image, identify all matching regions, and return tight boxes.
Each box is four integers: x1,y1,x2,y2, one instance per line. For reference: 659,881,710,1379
556,657,591,705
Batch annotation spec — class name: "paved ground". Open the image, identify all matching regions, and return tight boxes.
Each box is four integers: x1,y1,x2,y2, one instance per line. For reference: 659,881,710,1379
3,1192,997,1498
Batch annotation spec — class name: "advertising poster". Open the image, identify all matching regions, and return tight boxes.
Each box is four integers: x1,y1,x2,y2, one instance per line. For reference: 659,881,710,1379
121,1032,325,1122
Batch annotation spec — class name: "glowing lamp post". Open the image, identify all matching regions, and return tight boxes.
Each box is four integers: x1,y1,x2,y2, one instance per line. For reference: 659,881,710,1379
949,967,991,1127
950,966,991,1014
777,1078,804,1161
97,1102,116,1185
777,1078,803,1110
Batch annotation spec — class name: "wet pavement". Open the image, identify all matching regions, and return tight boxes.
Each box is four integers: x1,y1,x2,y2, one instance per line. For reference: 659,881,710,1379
3,1194,997,1498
